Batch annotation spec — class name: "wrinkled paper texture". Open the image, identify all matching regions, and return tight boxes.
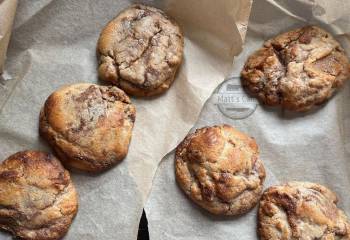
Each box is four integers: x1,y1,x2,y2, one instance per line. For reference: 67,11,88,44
0,0,17,74
0,0,250,239
145,0,350,239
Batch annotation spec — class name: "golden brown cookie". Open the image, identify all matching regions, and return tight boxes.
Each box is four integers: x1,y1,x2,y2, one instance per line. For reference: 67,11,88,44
175,125,266,215
39,83,136,173
241,26,350,112
0,151,78,240
97,4,184,97
259,181,350,240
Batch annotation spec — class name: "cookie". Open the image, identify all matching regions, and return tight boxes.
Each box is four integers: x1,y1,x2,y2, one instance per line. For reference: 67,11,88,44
175,125,266,215
39,83,136,173
258,181,350,239
241,26,350,111
0,151,78,240
97,4,184,97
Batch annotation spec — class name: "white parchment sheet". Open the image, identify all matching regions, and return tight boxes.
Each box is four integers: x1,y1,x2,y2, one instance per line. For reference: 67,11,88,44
0,0,251,239
145,0,350,239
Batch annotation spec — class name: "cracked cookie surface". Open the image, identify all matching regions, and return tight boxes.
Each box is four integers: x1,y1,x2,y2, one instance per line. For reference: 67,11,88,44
0,151,78,240
39,83,136,173
97,4,184,97
241,26,350,112
259,181,350,240
175,125,266,215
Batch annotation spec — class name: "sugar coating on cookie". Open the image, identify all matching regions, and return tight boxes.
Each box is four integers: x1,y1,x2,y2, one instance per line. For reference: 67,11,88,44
97,4,184,97
259,181,350,240
175,125,266,215
242,26,350,111
0,151,78,240
40,83,136,172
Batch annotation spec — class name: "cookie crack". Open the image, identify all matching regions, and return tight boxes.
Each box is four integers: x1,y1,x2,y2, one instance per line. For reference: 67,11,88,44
31,183,70,214
270,45,287,103
118,29,165,89
122,29,162,70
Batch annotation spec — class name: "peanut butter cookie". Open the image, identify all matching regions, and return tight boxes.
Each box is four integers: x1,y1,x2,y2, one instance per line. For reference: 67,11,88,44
40,83,136,172
97,4,184,97
242,26,350,111
0,151,78,240
259,181,350,239
175,125,266,215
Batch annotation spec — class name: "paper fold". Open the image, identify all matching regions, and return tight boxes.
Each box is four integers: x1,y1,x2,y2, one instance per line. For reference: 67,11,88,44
0,0,17,74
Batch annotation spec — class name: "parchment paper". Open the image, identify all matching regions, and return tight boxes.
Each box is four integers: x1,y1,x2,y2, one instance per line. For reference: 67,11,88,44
145,0,350,239
0,0,17,73
0,0,250,239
